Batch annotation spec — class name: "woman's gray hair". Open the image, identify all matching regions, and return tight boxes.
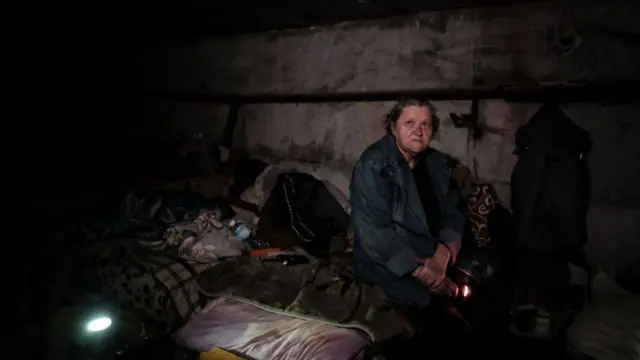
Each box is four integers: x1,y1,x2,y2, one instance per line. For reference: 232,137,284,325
383,98,440,135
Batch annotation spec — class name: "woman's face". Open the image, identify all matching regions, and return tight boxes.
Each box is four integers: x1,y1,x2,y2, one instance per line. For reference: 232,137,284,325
392,105,434,158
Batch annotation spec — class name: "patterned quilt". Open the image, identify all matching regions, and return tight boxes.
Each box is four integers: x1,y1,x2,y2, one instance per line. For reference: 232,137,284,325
76,239,215,334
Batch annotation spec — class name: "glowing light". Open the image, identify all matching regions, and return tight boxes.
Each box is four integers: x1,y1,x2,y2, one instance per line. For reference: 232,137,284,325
86,317,112,332
461,285,471,298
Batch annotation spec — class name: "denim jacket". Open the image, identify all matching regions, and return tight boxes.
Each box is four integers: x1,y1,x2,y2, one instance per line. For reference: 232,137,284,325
350,134,465,308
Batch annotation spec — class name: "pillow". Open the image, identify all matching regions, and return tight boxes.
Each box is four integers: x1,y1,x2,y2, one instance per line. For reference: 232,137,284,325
240,185,263,207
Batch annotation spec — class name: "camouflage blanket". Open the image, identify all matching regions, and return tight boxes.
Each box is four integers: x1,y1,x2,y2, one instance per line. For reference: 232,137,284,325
196,256,410,342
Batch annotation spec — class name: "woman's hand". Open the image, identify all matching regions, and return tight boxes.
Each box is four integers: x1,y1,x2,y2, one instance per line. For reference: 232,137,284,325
412,243,453,292
430,277,458,297
412,257,447,287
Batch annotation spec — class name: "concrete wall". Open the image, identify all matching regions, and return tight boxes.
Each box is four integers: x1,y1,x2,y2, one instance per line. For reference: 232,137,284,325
129,2,640,273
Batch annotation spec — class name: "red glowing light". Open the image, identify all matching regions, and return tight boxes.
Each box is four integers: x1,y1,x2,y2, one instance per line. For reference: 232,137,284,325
461,285,471,298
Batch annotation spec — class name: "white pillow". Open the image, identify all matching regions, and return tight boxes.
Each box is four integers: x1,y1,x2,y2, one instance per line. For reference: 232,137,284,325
240,185,263,207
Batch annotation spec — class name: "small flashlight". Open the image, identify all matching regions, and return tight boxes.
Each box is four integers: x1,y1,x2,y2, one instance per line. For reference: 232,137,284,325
86,316,112,332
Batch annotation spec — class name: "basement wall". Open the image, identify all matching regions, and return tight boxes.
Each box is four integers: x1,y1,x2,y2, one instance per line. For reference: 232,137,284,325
128,1,640,274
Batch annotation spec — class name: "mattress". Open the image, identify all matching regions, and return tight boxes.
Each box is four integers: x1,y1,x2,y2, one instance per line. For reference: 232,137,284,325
174,297,371,360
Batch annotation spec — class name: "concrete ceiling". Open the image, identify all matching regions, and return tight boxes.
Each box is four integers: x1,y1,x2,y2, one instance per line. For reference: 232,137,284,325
90,0,551,39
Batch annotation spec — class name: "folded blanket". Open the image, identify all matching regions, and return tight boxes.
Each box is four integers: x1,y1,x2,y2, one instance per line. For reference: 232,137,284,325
196,256,410,342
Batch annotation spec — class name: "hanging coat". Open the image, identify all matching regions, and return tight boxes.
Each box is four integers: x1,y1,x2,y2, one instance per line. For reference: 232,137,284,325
510,103,592,253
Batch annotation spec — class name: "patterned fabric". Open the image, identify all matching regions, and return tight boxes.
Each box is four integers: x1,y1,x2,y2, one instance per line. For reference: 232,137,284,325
162,212,243,263
89,241,214,334
163,212,224,247
465,184,499,248
449,164,501,249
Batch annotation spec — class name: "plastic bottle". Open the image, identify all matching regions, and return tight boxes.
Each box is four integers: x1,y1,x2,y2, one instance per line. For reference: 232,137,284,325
228,220,251,240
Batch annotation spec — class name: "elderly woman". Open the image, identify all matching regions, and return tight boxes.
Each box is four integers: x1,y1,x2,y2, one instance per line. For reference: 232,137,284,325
350,99,468,350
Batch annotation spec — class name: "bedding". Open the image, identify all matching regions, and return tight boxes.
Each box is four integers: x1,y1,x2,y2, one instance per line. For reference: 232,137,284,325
174,297,371,360
162,211,246,262
196,256,410,342
57,168,395,359
80,239,215,334
63,190,237,334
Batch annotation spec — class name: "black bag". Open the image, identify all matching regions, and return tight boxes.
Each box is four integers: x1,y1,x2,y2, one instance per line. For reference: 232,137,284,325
257,172,350,258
